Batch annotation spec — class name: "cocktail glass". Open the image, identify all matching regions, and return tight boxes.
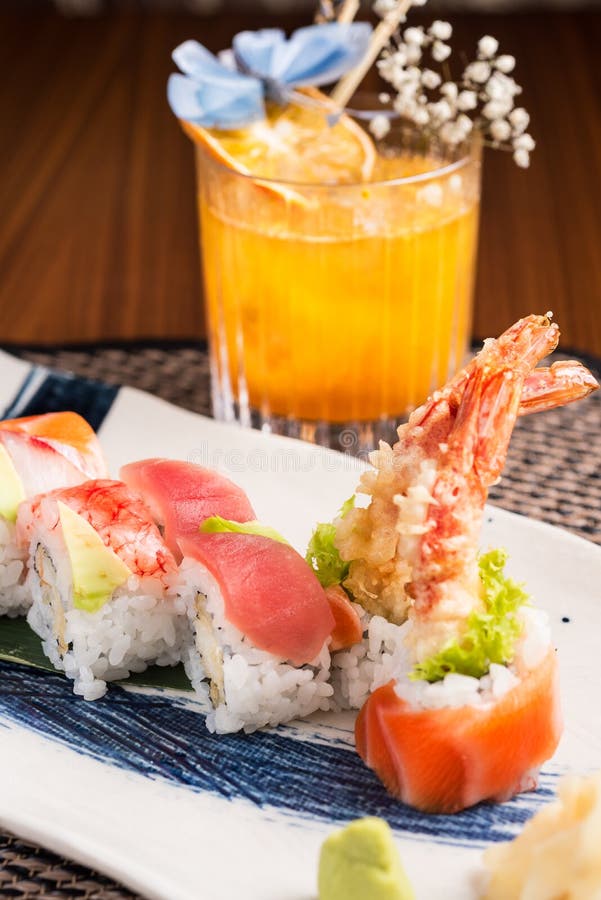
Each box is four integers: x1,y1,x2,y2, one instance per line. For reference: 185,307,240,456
192,104,481,453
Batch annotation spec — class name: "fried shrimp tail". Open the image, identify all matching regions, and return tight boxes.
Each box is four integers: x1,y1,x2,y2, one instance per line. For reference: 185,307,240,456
519,360,598,415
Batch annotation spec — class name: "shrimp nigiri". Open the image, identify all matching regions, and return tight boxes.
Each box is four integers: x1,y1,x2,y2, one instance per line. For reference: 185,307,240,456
332,315,597,813
18,479,180,700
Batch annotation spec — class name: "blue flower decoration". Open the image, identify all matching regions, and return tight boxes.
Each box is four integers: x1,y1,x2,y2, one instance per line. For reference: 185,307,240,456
167,23,372,130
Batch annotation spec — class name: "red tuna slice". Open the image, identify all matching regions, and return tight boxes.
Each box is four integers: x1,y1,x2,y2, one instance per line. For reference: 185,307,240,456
18,479,177,581
0,412,107,494
179,532,335,666
120,459,256,561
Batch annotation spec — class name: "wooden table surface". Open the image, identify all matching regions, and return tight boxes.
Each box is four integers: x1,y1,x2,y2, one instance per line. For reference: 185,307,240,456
1,8,600,353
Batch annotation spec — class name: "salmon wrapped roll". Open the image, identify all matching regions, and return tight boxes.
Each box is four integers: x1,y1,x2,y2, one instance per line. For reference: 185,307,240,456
17,479,181,699
356,644,562,814
0,413,107,617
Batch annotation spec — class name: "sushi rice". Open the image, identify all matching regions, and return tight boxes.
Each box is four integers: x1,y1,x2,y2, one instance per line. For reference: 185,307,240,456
332,603,552,712
175,558,334,734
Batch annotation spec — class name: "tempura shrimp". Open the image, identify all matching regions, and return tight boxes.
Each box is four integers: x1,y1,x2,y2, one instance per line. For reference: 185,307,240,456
336,314,598,659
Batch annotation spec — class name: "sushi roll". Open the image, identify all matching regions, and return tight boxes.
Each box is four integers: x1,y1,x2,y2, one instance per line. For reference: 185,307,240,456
174,532,336,733
121,459,360,732
17,479,181,700
120,458,256,559
0,412,107,617
308,315,597,812
356,629,562,814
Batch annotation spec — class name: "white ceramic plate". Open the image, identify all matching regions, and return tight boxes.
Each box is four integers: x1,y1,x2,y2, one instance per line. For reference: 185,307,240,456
1,351,600,900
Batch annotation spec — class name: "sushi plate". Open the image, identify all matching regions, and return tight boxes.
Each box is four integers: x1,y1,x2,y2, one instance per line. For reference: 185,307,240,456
1,350,601,900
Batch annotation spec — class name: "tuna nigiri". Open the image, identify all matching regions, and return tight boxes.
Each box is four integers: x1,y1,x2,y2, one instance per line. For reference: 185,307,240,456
18,479,180,699
311,316,597,813
0,412,107,617
120,458,256,560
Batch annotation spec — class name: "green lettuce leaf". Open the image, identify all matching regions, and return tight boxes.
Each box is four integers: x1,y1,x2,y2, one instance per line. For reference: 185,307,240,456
412,549,529,683
200,516,289,544
305,496,355,588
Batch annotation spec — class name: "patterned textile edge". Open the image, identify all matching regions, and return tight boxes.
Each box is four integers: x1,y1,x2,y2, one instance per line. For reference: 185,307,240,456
3,341,212,419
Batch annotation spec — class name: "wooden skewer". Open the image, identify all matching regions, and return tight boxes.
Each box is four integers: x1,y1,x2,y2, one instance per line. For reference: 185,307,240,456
330,0,411,108
336,0,361,24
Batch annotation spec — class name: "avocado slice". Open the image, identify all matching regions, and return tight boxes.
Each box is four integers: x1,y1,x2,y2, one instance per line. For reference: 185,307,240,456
0,444,26,523
200,516,289,544
58,501,132,613
318,817,415,900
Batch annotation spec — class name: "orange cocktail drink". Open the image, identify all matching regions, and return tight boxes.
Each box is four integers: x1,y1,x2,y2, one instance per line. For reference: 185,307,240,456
192,104,481,448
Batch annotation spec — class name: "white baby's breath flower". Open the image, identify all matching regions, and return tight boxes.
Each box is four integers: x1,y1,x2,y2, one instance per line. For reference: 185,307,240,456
495,54,516,73
377,50,408,87
394,86,419,111
421,69,442,90
373,12,532,170
513,132,536,151
431,41,452,63
483,98,513,120
405,65,422,83
486,72,521,100
489,118,512,142
456,89,478,111
449,173,463,193
456,113,473,135
393,94,418,119
410,0,428,7
478,35,499,59
404,26,426,46
464,61,491,84
412,105,430,125
513,148,530,168
404,42,423,65
373,0,398,16
440,120,463,145
369,113,392,140
429,20,453,41
509,107,530,134
440,81,458,102
428,99,454,123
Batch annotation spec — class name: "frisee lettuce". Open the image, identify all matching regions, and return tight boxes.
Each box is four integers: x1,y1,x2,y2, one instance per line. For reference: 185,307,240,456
412,549,529,683
305,496,355,588
200,516,289,544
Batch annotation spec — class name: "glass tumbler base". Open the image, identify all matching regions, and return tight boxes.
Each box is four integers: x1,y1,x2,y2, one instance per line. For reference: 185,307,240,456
213,394,404,458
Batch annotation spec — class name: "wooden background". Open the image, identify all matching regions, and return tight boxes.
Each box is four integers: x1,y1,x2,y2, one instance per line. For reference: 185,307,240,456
1,9,600,352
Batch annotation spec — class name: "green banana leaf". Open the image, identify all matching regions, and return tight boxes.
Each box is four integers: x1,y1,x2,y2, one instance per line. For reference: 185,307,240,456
0,616,193,692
